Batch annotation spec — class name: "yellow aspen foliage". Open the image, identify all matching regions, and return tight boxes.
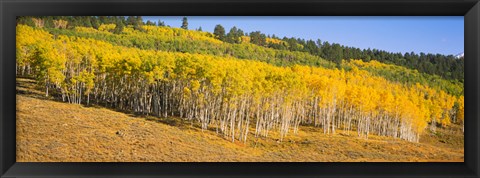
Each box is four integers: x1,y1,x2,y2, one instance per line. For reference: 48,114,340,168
75,26,101,34
53,20,68,29
457,96,464,124
266,38,287,45
241,36,251,43
98,24,116,32
31,18,44,28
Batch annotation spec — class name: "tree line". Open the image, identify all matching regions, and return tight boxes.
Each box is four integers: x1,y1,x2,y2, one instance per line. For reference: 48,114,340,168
34,19,461,99
212,24,463,82
17,16,463,83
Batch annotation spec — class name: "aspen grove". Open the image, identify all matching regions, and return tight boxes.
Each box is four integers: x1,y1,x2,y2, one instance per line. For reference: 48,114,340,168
16,24,464,143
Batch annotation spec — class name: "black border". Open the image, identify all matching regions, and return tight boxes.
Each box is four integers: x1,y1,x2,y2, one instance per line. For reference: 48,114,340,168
1,0,479,177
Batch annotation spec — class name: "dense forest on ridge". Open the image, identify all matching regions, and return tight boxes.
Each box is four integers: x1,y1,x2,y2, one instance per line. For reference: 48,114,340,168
16,16,464,143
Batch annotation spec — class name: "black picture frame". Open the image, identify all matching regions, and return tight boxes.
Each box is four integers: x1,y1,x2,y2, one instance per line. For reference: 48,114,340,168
1,0,479,177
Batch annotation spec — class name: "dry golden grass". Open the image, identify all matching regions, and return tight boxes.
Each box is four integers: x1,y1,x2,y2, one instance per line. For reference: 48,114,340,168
16,78,464,162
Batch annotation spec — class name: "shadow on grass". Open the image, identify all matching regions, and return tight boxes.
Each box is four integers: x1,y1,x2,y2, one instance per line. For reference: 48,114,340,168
16,77,52,100
17,77,219,135
16,77,299,143
143,116,190,128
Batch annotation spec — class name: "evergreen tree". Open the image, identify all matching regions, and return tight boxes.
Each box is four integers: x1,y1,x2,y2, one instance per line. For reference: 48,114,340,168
332,43,343,67
146,20,156,26
83,16,93,27
133,16,144,31
249,31,266,46
17,16,35,26
127,16,136,26
43,16,54,28
226,26,242,44
157,20,165,26
98,16,108,24
305,40,318,55
113,18,124,34
91,16,100,29
181,17,188,30
213,24,225,41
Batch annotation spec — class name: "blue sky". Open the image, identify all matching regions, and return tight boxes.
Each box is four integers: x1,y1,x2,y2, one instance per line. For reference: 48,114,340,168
142,16,464,56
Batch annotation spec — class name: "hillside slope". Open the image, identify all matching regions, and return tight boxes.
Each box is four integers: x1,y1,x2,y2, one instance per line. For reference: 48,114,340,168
17,79,464,162
43,25,462,96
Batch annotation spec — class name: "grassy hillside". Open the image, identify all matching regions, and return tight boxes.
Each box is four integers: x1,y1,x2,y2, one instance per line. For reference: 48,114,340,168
17,78,463,162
